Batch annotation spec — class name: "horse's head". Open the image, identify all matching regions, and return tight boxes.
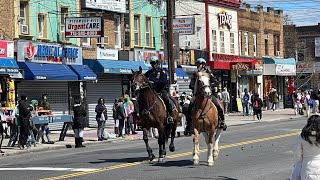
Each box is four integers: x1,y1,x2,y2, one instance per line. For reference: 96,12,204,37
131,66,149,92
195,70,212,97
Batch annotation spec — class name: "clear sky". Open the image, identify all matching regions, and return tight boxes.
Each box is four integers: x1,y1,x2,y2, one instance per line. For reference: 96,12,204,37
243,0,320,26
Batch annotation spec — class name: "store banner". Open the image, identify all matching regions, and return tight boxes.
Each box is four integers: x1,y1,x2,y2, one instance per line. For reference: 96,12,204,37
276,64,296,76
16,40,82,65
96,48,118,60
0,41,14,59
296,61,314,73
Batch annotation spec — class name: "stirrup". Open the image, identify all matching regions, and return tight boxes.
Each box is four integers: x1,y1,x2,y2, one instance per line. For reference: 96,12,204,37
167,116,173,124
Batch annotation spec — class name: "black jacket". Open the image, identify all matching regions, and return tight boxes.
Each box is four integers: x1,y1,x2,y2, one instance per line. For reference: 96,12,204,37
145,68,168,92
95,104,107,121
73,104,87,129
253,97,263,110
19,100,32,120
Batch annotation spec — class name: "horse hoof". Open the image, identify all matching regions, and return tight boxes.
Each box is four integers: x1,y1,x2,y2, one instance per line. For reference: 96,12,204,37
193,159,199,165
213,156,219,161
208,162,214,166
169,146,175,152
158,157,165,162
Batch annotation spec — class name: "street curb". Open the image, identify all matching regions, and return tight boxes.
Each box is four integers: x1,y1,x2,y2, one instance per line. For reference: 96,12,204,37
227,115,305,127
0,137,144,157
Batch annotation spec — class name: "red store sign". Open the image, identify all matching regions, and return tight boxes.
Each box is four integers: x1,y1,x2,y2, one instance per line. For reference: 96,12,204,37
208,53,257,70
0,41,14,59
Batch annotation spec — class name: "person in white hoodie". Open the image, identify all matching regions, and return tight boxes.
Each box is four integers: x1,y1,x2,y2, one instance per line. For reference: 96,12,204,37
290,115,320,180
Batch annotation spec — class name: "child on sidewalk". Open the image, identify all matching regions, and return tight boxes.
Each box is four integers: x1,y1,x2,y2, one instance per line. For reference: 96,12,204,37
253,93,263,120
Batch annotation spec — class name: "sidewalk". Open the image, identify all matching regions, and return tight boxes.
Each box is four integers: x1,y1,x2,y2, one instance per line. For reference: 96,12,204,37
0,108,304,157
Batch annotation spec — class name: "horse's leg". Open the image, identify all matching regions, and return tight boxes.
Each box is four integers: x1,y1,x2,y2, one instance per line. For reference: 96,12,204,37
193,128,200,165
207,130,215,166
203,132,211,164
158,126,166,162
143,128,155,161
169,123,177,152
213,128,222,161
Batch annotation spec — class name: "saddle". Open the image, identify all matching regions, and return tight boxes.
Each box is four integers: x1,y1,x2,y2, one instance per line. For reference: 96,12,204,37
156,93,177,112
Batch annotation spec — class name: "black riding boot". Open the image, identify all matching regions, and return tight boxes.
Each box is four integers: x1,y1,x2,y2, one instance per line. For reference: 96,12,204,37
211,97,227,131
75,138,80,148
185,102,194,134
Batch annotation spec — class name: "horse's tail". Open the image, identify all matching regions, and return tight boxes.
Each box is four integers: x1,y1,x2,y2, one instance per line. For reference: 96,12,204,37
164,123,172,143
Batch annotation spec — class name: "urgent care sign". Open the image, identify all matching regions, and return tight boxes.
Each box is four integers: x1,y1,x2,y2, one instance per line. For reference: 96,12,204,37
65,17,103,38
0,41,14,59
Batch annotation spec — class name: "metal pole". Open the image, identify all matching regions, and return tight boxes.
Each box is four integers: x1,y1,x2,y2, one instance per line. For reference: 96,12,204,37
167,0,175,84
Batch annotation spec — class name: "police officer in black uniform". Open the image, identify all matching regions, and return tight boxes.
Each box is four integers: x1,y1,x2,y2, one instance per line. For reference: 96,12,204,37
186,58,227,132
144,56,173,123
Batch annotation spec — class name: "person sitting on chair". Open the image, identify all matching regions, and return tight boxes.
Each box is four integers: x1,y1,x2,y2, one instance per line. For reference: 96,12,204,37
187,58,227,132
144,56,173,124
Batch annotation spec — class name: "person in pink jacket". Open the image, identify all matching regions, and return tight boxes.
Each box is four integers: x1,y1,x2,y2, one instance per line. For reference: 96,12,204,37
123,95,137,135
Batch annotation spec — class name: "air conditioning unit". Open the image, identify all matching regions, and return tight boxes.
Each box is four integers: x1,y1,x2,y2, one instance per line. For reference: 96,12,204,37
20,24,28,35
276,51,281,56
264,34,268,40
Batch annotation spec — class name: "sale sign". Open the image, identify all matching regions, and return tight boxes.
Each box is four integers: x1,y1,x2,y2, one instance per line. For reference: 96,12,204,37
0,41,14,59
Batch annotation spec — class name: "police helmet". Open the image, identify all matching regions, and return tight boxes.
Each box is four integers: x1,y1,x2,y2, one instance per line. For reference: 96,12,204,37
150,56,159,64
196,58,206,65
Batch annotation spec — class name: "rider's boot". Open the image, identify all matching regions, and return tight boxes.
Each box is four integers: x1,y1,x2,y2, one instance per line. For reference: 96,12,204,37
219,115,227,131
167,111,173,124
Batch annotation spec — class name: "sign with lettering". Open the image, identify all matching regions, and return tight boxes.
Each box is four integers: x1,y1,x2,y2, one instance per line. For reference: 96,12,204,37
231,63,250,71
296,62,314,73
83,0,126,13
217,9,232,29
17,41,82,65
0,41,14,59
96,48,118,60
65,17,103,38
134,49,164,63
276,64,296,76
173,18,195,35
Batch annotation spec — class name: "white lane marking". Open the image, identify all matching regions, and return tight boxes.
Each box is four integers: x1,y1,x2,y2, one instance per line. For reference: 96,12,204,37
0,167,98,172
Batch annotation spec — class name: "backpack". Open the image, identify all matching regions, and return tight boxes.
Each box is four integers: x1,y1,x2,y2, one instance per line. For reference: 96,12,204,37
307,98,313,106
243,94,249,103
254,100,259,108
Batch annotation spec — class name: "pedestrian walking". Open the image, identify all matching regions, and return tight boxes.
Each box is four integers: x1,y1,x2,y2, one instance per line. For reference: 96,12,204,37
112,99,119,135
242,88,250,116
18,95,32,150
304,91,312,118
290,115,320,180
7,103,20,147
39,94,54,144
73,99,86,148
221,87,230,115
311,91,319,114
131,96,139,133
115,98,126,138
95,98,107,141
252,93,263,120
123,95,136,135
269,88,279,111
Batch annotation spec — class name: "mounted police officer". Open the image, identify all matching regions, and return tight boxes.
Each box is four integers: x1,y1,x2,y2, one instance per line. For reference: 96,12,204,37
144,56,173,123
186,58,227,132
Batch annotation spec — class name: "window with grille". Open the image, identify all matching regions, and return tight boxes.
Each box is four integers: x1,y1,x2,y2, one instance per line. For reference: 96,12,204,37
145,17,152,47
114,15,121,48
220,31,225,53
212,30,217,52
244,32,248,56
230,32,235,54
134,15,140,46
38,14,45,38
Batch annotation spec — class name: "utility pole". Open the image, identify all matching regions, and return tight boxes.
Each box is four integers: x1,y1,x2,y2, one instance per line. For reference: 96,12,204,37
167,0,175,85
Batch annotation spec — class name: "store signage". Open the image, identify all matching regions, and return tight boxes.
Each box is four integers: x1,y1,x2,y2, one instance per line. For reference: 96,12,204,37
96,48,118,60
296,62,314,73
276,64,296,76
65,17,103,38
173,18,195,35
0,68,19,74
231,63,250,70
83,0,126,13
134,49,164,62
0,41,14,59
217,9,232,29
212,53,240,62
17,41,82,65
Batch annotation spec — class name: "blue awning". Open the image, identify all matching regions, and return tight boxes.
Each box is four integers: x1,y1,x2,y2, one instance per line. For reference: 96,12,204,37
0,58,19,74
18,62,78,80
263,57,296,65
84,60,149,74
69,65,97,81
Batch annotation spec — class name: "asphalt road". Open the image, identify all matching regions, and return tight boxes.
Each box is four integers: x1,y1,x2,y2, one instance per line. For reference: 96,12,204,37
0,117,306,180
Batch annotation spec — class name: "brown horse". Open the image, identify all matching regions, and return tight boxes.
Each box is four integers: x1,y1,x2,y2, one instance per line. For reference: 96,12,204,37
191,70,222,166
131,67,180,162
